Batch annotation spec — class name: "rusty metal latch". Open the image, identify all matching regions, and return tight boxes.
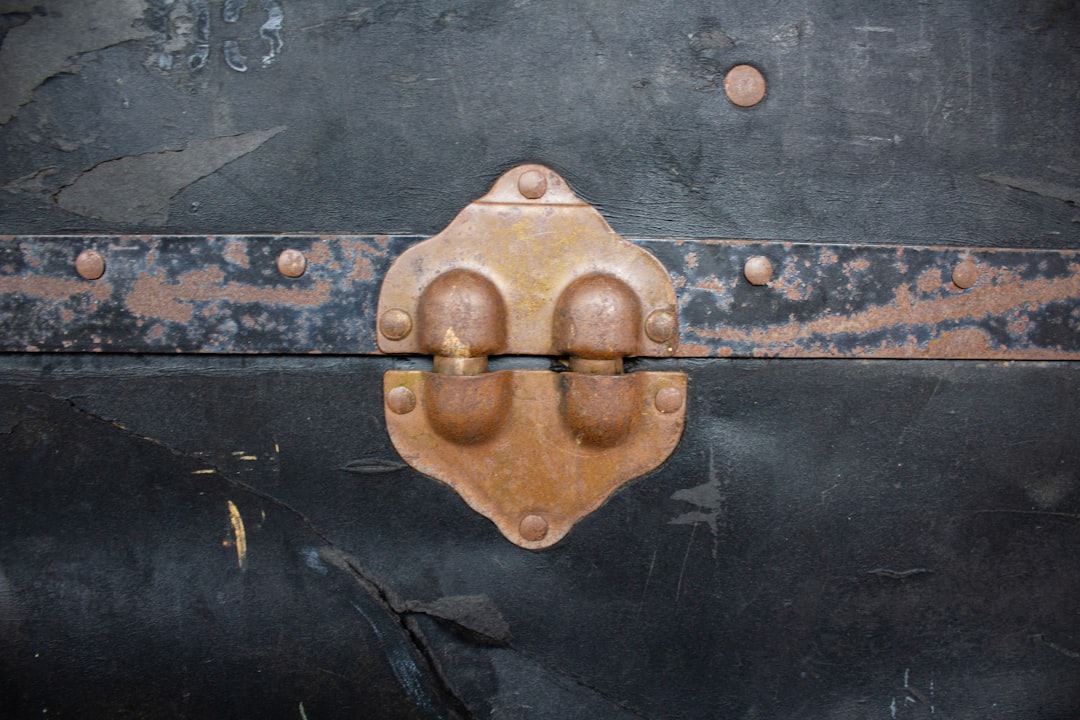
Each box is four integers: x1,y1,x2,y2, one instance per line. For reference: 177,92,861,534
376,165,686,549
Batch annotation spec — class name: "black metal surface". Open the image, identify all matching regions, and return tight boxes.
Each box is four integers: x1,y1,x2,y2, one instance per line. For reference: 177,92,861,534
3,235,1080,359
1,354,1078,718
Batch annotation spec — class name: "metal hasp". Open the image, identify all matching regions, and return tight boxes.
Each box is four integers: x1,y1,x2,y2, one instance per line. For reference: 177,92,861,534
376,165,686,549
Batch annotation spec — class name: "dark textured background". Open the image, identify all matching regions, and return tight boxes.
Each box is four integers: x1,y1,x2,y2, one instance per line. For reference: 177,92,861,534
1,1,1080,718
1,0,1078,245
2,356,1079,719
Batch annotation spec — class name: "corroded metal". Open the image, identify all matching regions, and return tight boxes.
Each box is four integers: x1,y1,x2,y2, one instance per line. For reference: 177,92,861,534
2,236,1079,359
724,64,767,108
376,164,680,358
75,249,106,281
642,239,1080,360
383,370,687,549
0,234,405,353
743,255,773,286
377,165,686,549
276,248,307,278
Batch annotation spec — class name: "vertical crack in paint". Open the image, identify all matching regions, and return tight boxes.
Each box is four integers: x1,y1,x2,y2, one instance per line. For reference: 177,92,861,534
227,499,248,570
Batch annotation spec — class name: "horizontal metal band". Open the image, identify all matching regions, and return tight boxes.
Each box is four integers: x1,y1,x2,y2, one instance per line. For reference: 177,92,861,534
1,235,1078,359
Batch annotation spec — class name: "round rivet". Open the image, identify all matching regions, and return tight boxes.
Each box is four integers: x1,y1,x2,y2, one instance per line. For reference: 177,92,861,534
724,64,766,108
952,260,979,290
519,514,549,542
655,387,684,414
75,250,105,280
644,309,678,343
386,386,416,415
380,308,413,341
744,256,773,285
517,169,548,200
277,249,307,278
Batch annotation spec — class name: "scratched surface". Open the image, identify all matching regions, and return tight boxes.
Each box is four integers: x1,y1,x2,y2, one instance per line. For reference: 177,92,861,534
0,1,1077,245
1,354,1077,718
2,235,1079,359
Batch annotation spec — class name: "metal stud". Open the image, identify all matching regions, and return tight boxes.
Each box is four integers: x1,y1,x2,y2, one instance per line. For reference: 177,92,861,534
744,256,773,285
75,250,105,280
277,249,307,278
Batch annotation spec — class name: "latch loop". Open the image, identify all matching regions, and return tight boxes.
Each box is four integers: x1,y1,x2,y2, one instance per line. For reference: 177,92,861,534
377,165,686,549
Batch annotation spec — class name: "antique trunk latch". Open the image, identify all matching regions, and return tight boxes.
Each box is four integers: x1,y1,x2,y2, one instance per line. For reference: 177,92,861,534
376,165,686,549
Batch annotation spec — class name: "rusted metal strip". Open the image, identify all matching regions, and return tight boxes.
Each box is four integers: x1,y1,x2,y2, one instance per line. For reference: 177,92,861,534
639,239,1080,360
0,235,409,353
1,235,1078,359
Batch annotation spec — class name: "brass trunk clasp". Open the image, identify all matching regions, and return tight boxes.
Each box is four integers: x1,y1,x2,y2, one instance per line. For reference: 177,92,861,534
376,165,686,549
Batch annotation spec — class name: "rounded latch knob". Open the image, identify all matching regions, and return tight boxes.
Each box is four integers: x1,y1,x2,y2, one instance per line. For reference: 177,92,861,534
553,274,642,364
417,269,507,374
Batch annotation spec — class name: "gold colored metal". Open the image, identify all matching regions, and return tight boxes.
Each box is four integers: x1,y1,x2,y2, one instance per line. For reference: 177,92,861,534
379,308,413,341
386,386,417,415
383,370,686,549
377,164,677,358
377,165,686,549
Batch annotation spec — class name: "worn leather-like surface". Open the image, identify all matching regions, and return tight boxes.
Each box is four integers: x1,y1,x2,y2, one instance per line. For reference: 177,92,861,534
0,0,1078,245
2,0,1080,718
1,355,1078,718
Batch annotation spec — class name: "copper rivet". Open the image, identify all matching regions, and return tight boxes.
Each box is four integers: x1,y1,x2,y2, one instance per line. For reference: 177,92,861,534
386,386,416,415
75,250,105,280
517,169,548,200
744,256,773,285
520,514,549,542
655,387,684,414
952,260,979,290
277,248,307,278
380,308,413,341
644,309,678,343
724,64,766,108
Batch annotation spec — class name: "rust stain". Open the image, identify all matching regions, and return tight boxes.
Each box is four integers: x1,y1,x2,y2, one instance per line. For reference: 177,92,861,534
693,276,728,293
0,275,112,303
674,342,712,357
223,239,250,268
305,241,331,265
771,258,812,301
915,266,944,295
126,268,334,324
691,262,1080,358
340,238,384,281
845,257,871,273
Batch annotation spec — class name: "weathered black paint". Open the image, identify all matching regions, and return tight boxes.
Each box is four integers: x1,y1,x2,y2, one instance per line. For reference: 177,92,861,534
2,0,1079,718
1,355,1078,718
1,1,1078,247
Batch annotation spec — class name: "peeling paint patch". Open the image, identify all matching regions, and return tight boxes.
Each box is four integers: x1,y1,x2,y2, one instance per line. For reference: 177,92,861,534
227,499,247,570
0,0,152,126
54,126,285,226
3,166,59,198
